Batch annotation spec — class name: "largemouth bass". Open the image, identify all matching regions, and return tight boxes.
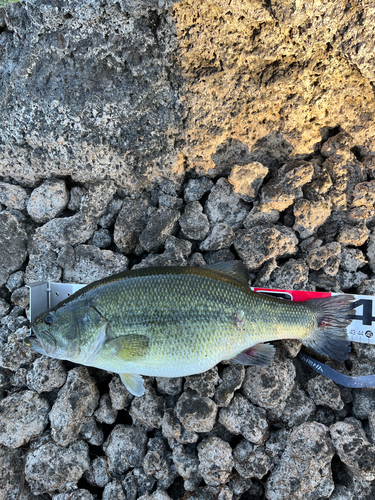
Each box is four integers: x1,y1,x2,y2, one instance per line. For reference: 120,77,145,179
25,262,354,396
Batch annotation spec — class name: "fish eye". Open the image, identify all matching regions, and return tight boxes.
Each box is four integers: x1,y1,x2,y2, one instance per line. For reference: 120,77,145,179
44,314,54,325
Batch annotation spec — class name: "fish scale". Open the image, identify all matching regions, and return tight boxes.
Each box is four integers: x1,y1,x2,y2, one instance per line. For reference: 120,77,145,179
27,263,355,396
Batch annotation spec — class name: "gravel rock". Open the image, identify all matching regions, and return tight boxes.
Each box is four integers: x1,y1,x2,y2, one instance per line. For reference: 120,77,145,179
84,457,110,488
179,201,210,241
0,446,35,500
26,357,67,393
5,271,24,292
63,244,128,283
197,437,234,486
0,211,28,286
176,391,218,433
89,228,112,248
205,178,249,230
214,364,245,407
10,287,29,309
204,249,236,264
139,206,180,252
321,131,353,158
123,466,156,499
129,387,164,430
307,375,344,411
156,377,183,396
0,326,38,371
266,422,335,500
94,394,118,424
260,163,314,212
241,355,296,412
53,490,94,500
279,384,316,427
0,182,28,210
243,203,280,229
172,444,202,491
367,230,375,273
102,480,126,500
228,162,269,202
79,417,104,447
27,179,69,223
0,298,11,317
25,440,90,495
184,178,214,203
158,193,183,210
337,223,370,247
293,198,331,239
351,180,375,209
35,212,97,248
257,258,310,290
114,196,151,253
68,187,87,212
99,198,123,229
306,242,341,271
338,269,368,290
109,374,133,410
219,394,268,443
143,437,177,490
340,247,367,272
233,439,272,479
80,181,117,219
184,366,220,398
49,367,100,446
0,390,49,448
103,424,148,475
234,226,298,270
199,223,235,251
357,279,375,294
330,418,375,481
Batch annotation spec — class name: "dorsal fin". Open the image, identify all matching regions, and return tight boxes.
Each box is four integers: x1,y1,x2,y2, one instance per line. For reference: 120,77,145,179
204,261,249,285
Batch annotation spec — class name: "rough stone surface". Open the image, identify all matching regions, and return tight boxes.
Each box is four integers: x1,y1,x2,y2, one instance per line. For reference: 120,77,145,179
184,178,214,203
79,417,104,447
114,196,151,253
103,424,148,475
27,179,69,223
330,418,375,481
0,212,28,286
26,357,67,393
176,391,218,433
184,366,219,398
0,182,28,210
307,375,344,411
214,364,245,407
109,374,133,410
219,394,268,443
204,178,249,230
89,228,112,248
266,422,335,500
63,244,128,283
235,226,298,270
197,437,234,487
25,441,90,495
49,367,100,446
179,201,210,241
94,394,118,425
0,390,49,448
233,439,272,480
129,387,164,430
241,355,296,412
172,444,202,491
293,198,331,239
139,206,180,252
199,223,235,252
228,162,269,202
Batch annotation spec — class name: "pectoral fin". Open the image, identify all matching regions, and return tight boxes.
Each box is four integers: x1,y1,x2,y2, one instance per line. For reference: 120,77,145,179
105,334,149,361
120,373,145,397
232,343,275,366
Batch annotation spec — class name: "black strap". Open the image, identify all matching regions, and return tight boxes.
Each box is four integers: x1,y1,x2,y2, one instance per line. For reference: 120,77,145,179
298,352,375,388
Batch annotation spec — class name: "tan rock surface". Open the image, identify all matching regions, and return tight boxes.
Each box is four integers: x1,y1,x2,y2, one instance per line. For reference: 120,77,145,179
172,0,375,175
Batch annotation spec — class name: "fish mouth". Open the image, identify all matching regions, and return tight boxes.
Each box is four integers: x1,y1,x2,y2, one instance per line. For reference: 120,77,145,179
24,327,56,355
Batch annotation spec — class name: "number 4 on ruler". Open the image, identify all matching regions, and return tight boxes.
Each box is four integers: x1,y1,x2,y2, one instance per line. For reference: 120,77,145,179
348,299,375,326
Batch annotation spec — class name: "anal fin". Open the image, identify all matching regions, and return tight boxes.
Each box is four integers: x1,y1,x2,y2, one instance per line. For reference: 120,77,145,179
120,373,145,397
232,343,275,366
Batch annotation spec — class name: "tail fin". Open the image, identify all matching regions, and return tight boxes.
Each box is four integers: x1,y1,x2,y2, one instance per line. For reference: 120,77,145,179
302,294,355,363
